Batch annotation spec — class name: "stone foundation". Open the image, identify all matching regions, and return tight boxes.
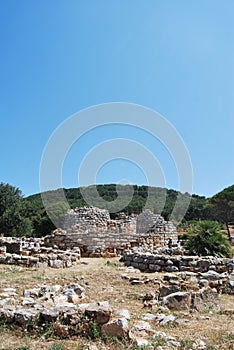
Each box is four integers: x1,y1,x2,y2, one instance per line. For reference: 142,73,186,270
122,250,234,273
0,237,81,268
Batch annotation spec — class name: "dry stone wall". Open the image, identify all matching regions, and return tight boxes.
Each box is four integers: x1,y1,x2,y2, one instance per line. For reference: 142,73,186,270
122,250,234,274
45,207,177,256
0,237,81,268
137,209,176,237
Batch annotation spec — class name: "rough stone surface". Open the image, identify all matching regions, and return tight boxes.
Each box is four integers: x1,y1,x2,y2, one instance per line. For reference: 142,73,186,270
0,283,114,338
83,302,112,325
122,250,234,274
156,314,176,326
44,207,177,256
163,292,191,311
115,309,131,320
0,237,81,268
159,284,180,298
193,287,220,312
129,321,153,345
101,318,128,338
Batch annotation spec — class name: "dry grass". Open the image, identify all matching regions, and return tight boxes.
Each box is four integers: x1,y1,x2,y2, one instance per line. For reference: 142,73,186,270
0,258,233,349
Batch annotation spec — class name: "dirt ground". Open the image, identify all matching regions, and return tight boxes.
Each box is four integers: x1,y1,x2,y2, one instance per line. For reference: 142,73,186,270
0,258,233,350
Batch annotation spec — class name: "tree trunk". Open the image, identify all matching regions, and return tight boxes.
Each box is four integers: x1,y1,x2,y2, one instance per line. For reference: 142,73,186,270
225,222,231,241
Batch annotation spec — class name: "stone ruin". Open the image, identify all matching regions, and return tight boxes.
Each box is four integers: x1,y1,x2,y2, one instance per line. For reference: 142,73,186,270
0,236,81,269
44,207,178,257
0,210,233,345
0,207,177,267
122,249,234,274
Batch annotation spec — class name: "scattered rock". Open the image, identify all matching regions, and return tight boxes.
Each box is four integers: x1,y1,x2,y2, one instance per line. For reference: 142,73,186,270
130,279,144,285
156,313,176,326
153,331,167,339
23,289,40,298
129,321,153,345
167,340,180,347
192,339,206,349
101,318,128,338
115,309,131,320
142,313,156,321
134,338,149,346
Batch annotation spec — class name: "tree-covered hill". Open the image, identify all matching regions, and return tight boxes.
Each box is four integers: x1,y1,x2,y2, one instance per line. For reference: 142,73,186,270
0,182,233,237
27,184,206,216
25,184,210,236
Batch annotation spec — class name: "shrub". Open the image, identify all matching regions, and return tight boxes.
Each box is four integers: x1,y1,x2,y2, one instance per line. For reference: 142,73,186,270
184,221,233,257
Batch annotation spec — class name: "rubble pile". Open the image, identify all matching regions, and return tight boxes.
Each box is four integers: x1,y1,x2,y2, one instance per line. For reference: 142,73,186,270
0,268,233,347
0,283,111,338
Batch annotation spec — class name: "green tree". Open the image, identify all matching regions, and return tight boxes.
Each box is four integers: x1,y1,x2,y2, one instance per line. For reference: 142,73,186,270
184,221,233,257
0,182,32,236
31,208,56,237
208,185,234,240
184,195,210,221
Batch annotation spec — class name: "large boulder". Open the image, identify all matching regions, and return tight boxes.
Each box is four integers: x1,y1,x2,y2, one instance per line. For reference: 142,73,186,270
193,287,220,312
79,301,111,325
163,292,191,311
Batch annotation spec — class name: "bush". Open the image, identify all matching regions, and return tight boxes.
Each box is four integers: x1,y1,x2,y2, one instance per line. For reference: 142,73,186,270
184,221,233,257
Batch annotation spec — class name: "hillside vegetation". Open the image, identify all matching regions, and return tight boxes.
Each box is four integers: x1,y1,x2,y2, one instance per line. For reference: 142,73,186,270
0,183,233,238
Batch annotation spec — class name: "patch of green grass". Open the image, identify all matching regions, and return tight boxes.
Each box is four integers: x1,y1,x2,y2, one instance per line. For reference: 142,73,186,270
178,339,194,349
32,275,43,281
47,344,65,350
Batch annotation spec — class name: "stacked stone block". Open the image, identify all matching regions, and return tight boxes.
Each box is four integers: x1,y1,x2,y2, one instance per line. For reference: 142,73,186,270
0,237,80,268
122,250,234,273
45,207,178,256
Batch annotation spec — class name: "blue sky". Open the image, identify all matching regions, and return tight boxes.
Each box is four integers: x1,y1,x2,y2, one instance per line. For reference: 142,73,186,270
0,0,233,198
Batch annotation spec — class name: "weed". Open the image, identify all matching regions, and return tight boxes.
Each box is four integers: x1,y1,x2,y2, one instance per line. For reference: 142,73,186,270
32,275,43,281
179,338,194,349
88,322,100,339
47,344,65,350
105,261,119,268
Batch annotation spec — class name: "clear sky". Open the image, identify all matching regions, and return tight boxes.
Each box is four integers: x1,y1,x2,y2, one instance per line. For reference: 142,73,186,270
0,0,233,198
